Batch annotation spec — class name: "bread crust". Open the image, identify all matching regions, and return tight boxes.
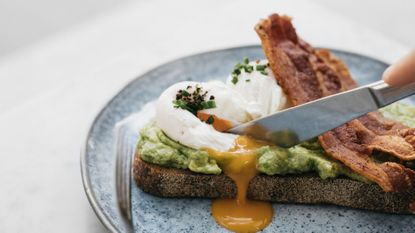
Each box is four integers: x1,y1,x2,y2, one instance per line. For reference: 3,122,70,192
133,153,415,214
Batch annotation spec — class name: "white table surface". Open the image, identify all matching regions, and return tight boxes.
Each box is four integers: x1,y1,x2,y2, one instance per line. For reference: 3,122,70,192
0,0,411,232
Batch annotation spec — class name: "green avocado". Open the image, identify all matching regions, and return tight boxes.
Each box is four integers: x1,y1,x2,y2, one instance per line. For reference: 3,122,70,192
256,141,369,182
380,102,415,127
137,122,367,181
137,103,415,180
138,122,222,175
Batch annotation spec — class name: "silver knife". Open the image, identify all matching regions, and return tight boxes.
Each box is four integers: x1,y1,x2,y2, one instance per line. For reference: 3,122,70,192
228,80,415,148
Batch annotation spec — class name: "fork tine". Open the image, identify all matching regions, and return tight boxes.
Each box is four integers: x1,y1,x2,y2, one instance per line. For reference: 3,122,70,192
115,126,135,232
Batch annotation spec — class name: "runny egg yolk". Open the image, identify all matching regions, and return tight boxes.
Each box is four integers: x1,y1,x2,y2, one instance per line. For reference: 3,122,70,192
203,136,273,233
197,112,234,132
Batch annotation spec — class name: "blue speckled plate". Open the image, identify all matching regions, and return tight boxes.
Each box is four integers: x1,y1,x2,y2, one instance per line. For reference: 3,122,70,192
81,45,415,233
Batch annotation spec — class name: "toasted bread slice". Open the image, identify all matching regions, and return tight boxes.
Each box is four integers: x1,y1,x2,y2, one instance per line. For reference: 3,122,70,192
134,153,415,214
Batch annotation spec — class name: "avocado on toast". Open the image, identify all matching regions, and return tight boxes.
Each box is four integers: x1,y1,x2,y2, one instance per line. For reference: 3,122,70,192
133,13,415,216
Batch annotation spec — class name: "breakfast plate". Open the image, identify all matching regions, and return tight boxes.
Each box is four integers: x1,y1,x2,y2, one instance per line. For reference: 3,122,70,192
81,45,415,233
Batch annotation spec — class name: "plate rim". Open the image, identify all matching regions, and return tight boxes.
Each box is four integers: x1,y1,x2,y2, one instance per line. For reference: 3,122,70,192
80,44,390,232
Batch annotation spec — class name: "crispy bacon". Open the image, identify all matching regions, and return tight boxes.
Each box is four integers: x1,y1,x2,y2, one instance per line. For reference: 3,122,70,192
256,14,415,192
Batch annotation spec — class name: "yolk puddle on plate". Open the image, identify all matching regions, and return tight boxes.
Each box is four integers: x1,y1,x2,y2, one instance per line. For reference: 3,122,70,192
203,136,273,233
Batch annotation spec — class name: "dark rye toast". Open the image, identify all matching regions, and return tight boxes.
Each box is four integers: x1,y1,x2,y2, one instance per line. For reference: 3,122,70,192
133,13,415,216
134,154,415,214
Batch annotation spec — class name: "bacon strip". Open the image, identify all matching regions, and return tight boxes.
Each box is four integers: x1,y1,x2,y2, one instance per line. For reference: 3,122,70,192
256,14,415,192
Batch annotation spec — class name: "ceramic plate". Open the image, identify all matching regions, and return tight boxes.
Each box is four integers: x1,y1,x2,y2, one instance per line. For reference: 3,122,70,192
81,45,415,233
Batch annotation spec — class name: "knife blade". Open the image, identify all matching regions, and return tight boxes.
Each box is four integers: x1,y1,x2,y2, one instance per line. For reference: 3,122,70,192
227,80,415,147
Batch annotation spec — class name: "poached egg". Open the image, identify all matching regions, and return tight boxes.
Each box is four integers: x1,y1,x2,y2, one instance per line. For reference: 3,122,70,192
156,81,258,151
226,60,289,115
156,60,287,151
155,59,288,232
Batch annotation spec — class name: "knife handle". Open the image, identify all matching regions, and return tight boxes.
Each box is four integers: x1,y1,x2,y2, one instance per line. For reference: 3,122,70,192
368,80,415,107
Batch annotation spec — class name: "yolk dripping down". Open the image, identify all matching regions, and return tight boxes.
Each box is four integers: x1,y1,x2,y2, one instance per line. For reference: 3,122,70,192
203,136,273,233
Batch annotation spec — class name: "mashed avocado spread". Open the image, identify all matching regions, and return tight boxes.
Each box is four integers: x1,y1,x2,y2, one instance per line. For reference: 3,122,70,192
138,122,222,174
137,103,414,181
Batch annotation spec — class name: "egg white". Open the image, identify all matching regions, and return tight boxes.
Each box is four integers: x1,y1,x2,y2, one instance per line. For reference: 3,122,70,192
156,60,288,152
156,81,238,151
226,60,288,116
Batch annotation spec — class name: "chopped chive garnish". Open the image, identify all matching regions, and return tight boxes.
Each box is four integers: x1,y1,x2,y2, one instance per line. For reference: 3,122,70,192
231,74,239,84
231,58,270,84
246,79,251,82
201,100,216,109
181,90,190,96
173,99,193,112
256,65,266,71
243,65,254,73
172,99,187,108
173,85,216,115
206,115,214,124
